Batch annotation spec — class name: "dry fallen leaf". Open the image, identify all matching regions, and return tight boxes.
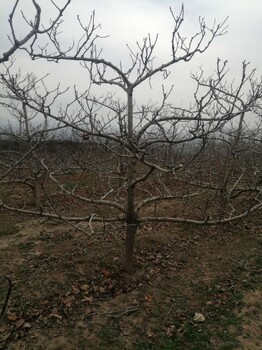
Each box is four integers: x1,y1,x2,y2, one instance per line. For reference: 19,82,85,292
71,286,80,295
147,330,154,338
193,312,205,322
80,284,89,292
81,296,93,304
15,319,25,329
23,323,32,330
7,313,17,322
166,325,176,337
102,269,110,278
145,294,153,303
63,295,75,308
99,287,106,293
0,333,11,342
177,327,186,337
49,313,62,320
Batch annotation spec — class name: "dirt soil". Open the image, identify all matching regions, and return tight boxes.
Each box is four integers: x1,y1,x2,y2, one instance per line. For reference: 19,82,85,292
0,210,261,350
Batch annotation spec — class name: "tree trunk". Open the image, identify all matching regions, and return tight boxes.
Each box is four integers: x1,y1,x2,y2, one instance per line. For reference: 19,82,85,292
219,112,245,219
125,221,138,273
125,156,137,273
124,87,138,273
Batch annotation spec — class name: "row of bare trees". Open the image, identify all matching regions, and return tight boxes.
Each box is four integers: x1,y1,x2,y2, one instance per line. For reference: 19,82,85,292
1,1,261,272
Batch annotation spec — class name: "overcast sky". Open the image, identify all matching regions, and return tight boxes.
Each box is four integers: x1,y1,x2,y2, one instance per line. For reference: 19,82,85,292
1,0,262,118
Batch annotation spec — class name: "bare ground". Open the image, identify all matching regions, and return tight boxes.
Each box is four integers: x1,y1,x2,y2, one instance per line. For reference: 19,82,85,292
0,210,261,349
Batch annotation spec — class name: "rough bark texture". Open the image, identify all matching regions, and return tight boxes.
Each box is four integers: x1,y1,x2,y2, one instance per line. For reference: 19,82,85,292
125,221,138,273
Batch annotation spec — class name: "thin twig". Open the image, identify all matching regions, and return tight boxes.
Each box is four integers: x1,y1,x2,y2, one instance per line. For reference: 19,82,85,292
0,277,13,320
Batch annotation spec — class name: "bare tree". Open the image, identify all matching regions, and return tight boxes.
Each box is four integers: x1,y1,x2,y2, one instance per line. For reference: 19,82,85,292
1,6,262,273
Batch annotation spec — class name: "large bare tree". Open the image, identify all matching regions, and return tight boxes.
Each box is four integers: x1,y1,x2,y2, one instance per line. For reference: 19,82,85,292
1,5,262,272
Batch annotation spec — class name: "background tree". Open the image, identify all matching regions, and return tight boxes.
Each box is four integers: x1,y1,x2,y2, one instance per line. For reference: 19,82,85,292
0,6,262,273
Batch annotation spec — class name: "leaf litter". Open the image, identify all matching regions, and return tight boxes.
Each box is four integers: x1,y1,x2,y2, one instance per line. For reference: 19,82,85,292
0,212,261,349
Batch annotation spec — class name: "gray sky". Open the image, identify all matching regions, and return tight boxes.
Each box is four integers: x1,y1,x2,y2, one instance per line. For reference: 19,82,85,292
1,0,262,117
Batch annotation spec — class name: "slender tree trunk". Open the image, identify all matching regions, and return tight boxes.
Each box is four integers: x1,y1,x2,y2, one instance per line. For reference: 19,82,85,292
23,102,38,204
125,156,138,273
125,153,137,272
125,217,138,273
125,87,138,273
219,112,245,218
118,157,125,188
